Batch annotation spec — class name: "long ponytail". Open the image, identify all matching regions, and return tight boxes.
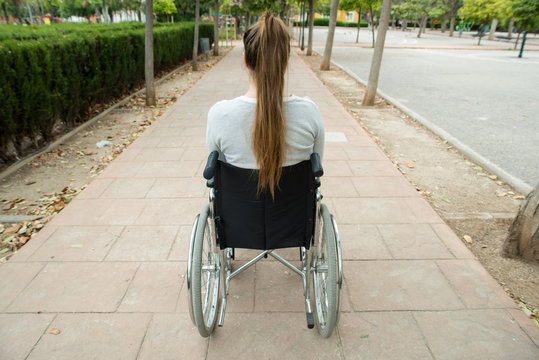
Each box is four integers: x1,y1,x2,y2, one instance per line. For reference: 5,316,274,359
243,10,290,198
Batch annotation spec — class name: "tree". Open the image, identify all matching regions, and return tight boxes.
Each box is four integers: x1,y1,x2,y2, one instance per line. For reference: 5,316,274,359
511,0,539,31
446,0,462,36
154,0,176,19
362,0,392,105
307,0,315,55
193,0,200,70
213,0,220,55
320,0,340,70
458,0,499,44
145,0,156,106
504,183,539,261
340,0,366,43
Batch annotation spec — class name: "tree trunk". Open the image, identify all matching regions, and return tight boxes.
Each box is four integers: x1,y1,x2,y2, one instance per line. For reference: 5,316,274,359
417,13,426,38
356,7,362,43
514,31,521,50
441,14,447,32
306,0,314,55
503,183,539,261
192,0,200,71
320,0,340,70
2,2,9,24
507,17,514,39
362,0,392,106
370,6,375,47
488,18,498,40
402,18,407,31
109,7,114,23
12,0,22,23
145,0,156,106
449,15,456,37
213,0,219,56
391,14,395,29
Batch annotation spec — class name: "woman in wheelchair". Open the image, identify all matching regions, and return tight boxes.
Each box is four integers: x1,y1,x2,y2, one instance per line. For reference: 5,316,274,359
187,10,342,338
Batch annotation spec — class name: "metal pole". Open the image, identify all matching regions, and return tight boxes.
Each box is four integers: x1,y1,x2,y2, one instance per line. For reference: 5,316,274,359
518,30,527,58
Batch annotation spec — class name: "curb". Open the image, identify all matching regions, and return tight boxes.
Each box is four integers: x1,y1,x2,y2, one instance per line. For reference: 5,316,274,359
313,49,534,195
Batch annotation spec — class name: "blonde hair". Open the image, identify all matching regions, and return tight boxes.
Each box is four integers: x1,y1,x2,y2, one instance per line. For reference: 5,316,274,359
243,10,290,198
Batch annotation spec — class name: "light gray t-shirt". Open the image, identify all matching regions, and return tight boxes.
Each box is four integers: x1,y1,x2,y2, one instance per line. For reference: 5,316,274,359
206,95,324,169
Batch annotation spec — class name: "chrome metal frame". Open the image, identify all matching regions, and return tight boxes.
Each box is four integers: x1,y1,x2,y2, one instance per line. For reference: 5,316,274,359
189,185,343,334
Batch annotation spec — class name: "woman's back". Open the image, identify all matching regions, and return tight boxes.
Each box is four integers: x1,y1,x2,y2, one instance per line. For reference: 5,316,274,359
206,95,324,169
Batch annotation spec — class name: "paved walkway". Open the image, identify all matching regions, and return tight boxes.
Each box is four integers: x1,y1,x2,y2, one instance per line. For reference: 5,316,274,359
1,46,538,360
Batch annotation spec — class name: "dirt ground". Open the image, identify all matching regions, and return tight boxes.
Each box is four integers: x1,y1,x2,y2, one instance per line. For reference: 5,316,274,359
0,49,230,260
298,50,539,317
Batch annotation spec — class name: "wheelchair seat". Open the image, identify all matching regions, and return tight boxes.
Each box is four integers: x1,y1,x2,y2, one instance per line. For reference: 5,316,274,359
212,160,317,251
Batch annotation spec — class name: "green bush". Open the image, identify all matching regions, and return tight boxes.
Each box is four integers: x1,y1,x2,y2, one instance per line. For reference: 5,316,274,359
0,22,213,148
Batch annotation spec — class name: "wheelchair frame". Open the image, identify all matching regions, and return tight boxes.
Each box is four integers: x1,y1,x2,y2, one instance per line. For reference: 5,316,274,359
187,155,342,338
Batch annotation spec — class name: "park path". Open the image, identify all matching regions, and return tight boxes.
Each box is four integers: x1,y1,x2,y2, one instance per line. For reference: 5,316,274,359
1,46,538,359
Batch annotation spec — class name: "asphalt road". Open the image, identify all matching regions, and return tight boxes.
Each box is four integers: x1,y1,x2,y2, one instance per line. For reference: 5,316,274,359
311,29,539,191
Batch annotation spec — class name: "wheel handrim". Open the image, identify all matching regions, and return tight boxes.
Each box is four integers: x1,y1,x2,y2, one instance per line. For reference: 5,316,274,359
200,219,219,328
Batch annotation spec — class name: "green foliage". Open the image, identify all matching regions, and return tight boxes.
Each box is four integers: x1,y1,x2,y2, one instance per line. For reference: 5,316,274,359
458,0,498,24
154,0,177,15
296,17,368,26
0,22,214,145
511,0,539,30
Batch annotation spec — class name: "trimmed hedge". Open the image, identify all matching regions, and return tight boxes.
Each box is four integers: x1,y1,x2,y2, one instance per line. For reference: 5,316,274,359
295,18,369,27
0,22,213,149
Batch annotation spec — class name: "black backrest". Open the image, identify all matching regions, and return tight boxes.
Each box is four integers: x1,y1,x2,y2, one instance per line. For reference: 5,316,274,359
213,160,316,250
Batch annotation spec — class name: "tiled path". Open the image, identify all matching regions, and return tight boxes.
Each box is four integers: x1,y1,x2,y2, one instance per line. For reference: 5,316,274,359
1,46,538,359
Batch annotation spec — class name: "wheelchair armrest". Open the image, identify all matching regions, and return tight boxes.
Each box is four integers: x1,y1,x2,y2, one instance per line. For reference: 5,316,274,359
203,151,219,180
310,153,324,178
206,178,215,188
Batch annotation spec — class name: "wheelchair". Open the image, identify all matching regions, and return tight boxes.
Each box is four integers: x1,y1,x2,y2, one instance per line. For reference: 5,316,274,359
187,151,342,338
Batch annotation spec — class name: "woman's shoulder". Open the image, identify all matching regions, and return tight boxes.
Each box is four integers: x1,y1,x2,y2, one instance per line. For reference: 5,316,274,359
209,96,254,115
285,95,319,109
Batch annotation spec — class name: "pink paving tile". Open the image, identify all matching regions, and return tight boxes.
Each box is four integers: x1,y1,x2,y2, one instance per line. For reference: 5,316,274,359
348,160,402,177
105,226,179,261
134,147,184,161
345,147,388,161
6,262,139,312
0,262,45,311
404,198,443,223
431,223,475,259
322,160,353,177
28,226,123,261
118,262,185,312
135,160,201,178
206,313,341,360
436,259,517,309
168,225,193,261
338,312,433,360
222,260,256,313
413,310,539,360
332,197,429,224
156,136,186,148
377,224,453,259
136,198,206,226
254,261,306,312
138,314,208,360
345,260,465,311
0,313,56,360
9,224,58,262
182,146,211,161
27,313,151,360
352,176,419,197
338,224,392,260
97,199,147,225
128,135,161,149
321,176,359,197
48,199,114,226
506,308,539,347
76,178,114,199
100,178,155,198
146,178,206,198
99,161,144,178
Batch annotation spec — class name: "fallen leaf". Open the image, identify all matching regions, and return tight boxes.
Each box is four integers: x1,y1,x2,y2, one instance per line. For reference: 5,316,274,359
49,328,61,335
5,224,22,233
25,181,36,185
71,244,83,248
405,162,415,168
496,181,503,186
488,175,498,180
2,184,11,189
19,236,30,245
496,192,507,197
513,195,525,200
360,334,369,339
473,166,483,171
0,248,9,254
463,235,473,244
477,172,487,177
441,196,450,203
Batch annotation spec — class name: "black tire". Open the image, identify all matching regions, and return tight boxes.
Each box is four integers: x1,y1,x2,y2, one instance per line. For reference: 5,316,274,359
312,204,338,338
191,204,220,337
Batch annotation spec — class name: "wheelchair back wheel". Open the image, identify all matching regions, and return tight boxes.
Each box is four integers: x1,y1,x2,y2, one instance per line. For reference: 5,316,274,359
312,203,339,338
189,204,220,337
